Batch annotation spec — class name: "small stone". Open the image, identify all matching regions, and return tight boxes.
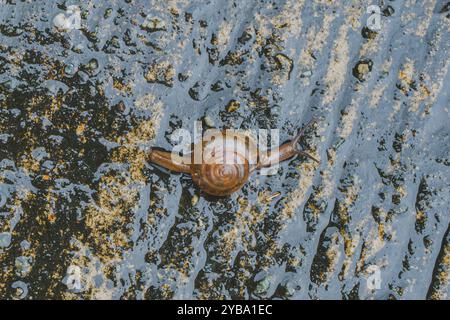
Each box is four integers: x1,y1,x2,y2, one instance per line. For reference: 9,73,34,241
0,232,12,247
271,105,281,115
439,2,450,13
226,100,240,113
116,101,126,112
352,59,373,82
11,281,28,299
238,30,252,44
300,70,312,78
86,58,98,71
104,8,113,19
109,36,120,49
72,44,84,54
382,5,395,17
145,61,174,87
361,26,378,40
20,240,30,250
210,33,219,46
255,276,271,295
188,82,208,101
53,13,70,31
178,72,189,82
191,194,199,206
15,256,32,277
357,64,370,75
77,71,90,84
142,16,166,32
64,63,77,76
211,81,224,92
203,116,215,128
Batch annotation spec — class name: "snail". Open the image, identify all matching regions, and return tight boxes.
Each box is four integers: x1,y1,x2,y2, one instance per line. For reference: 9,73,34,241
148,119,319,196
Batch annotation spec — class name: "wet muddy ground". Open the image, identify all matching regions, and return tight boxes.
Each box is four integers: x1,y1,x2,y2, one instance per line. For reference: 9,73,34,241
0,0,449,299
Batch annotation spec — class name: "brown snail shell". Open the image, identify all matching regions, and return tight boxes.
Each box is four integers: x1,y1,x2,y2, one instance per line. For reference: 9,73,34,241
190,130,257,196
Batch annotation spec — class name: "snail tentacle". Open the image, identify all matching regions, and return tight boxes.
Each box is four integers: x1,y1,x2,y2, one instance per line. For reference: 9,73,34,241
295,150,320,164
256,118,320,168
291,117,318,147
291,117,320,164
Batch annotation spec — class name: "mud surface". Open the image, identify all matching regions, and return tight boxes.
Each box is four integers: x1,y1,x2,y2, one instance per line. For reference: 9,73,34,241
0,0,449,299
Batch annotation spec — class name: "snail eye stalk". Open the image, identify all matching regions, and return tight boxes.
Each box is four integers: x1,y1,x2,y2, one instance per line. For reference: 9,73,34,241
296,150,320,164
292,117,320,164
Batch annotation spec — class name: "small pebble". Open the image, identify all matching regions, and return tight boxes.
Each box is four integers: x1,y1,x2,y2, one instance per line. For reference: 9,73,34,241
72,44,84,54
20,240,30,250
104,8,113,19
361,26,378,40
211,81,224,92
0,232,12,247
178,73,189,82
352,59,373,82
15,256,32,277
53,13,70,31
255,276,271,295
226,100,240,112
191,194,199,206
11,281,28,299
77,71,90,84
203,116,215,128
86,58,98,71
439,2,450,13
64,63,77,76
300,70,312,78
383,5,395,17
142,16,166,31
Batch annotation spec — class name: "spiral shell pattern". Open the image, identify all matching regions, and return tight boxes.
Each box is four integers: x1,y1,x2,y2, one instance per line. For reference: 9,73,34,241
191,162,249,196
190,131,255,196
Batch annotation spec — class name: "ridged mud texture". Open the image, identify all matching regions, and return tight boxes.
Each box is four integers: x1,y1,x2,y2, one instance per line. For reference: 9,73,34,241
0,0,449,299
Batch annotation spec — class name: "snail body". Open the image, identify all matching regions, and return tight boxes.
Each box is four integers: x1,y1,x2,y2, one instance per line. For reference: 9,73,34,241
149,119,319,196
